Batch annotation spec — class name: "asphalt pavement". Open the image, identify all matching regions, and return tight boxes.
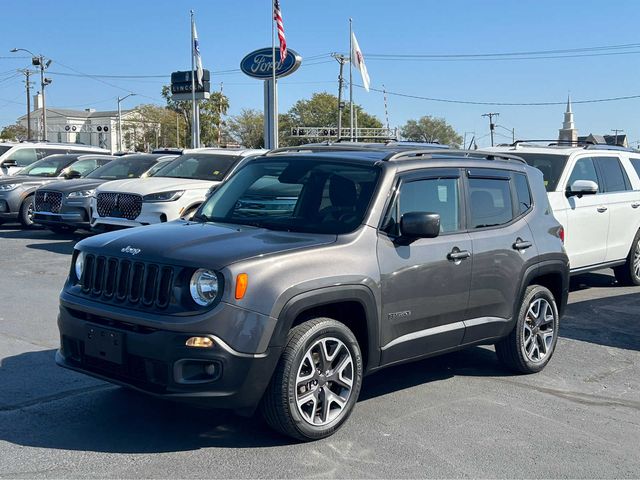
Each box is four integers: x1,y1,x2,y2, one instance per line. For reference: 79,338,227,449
0,224,638,479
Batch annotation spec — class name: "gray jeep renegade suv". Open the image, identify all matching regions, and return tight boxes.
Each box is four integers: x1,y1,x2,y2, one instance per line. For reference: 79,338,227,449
56,144,569,441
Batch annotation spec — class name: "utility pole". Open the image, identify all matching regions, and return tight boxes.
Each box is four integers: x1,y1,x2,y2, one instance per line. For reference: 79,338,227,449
117,93,136,152
176,115,180,148
217,82,223,146
382,84,390,131
19,69,32,139
331,53,347,140
611,129,624,146
482,112,499,147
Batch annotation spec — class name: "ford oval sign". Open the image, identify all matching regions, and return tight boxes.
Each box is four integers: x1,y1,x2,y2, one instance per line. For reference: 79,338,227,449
240,48,302,79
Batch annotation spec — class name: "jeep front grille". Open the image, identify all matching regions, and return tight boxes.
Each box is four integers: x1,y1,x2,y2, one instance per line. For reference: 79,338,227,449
79,254,175,309
34,190,63,213
96,192,142,220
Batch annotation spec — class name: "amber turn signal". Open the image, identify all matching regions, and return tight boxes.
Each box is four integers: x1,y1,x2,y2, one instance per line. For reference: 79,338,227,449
185,336,214,348
235,273,248,300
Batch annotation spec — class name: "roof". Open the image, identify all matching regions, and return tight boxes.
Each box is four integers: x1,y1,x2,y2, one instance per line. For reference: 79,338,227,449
17,108,134,121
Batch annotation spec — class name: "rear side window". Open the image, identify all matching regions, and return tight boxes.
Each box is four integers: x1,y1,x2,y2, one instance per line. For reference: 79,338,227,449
630,158,640,181
468,177,513,228
595,157,631,192
513,173,532,215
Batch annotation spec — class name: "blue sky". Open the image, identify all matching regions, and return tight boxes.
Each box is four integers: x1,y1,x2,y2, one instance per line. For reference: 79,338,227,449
1,0,639,147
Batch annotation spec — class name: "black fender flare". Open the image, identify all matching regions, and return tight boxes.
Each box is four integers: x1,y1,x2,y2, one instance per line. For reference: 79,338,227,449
518,259,570,319
271,285,380,372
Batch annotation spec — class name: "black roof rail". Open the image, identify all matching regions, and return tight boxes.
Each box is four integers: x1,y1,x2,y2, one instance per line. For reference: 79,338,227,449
265,144,393,156
583,144,637,152
383,148,528,164
511,139,595,147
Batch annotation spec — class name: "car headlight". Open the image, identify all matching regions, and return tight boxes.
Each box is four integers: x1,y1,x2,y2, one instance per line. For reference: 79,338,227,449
0,183,19,191
189,269,219,306
68,189,95,198
143,190,184,202
74,251,85,281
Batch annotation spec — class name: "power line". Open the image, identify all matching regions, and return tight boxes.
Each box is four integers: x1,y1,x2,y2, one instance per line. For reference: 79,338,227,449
365,50,640,63
355,83,640,106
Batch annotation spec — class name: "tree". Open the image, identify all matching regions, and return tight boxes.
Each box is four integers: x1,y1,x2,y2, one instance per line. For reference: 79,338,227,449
122,104,182,152
280,92,382,146
1,123,27,141
161,86,229,147
226,109,265,148
400,116,462,147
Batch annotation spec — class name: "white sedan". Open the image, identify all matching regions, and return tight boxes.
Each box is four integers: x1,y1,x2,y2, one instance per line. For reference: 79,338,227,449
90,148,266,230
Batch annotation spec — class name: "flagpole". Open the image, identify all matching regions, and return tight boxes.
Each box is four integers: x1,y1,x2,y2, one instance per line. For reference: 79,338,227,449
271,0,278,149
190,10,197,148
349,18,354,142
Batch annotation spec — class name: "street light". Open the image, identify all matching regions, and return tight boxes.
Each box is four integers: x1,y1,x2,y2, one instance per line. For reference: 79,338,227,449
117,93,136,152
10,48,52,141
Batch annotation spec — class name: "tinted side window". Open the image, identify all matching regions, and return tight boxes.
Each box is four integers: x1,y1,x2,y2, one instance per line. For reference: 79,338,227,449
64,158,99,176
468,177,513,228
630,158,640,181
568,157,599,190
7,147,37,167
513,173,532,215
383,177,460,236
37,148,64,159
595,157,630,192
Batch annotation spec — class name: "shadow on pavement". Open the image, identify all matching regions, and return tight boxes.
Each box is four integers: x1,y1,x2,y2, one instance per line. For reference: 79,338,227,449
0,226,90,255
570,272,618,291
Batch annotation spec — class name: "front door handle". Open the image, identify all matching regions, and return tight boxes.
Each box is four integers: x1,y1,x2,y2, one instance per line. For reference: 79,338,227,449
447,248,471,262
632,203,640,209
597,206,608,213
513,239,532,250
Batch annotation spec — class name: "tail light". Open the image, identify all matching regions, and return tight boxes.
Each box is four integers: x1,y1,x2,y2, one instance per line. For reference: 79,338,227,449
558,226,565,243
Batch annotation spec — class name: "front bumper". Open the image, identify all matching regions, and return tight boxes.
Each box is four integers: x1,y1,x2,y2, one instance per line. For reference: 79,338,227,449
56,299,282,410
91,202,186,229
0,190,23,218
34,203,90,229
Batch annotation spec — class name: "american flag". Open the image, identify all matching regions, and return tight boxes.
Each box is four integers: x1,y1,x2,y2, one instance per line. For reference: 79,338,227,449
274,0,287,61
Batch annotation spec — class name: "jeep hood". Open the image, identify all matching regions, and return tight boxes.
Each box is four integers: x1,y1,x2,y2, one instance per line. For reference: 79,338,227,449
77,221,337,269
96,177,216,195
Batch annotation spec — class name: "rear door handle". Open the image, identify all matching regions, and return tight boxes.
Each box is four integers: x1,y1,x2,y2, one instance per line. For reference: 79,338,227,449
597,206,608,213
447,249,471,261
632,203,640,209
513,239,532,250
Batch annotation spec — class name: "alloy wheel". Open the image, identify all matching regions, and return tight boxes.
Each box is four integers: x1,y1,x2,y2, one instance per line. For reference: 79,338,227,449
633,240,640,280
295,337,354,426
522,298,556,363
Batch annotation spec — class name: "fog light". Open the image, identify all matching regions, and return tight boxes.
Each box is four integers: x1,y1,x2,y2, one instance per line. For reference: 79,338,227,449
185,336,214,348
204,363,217,376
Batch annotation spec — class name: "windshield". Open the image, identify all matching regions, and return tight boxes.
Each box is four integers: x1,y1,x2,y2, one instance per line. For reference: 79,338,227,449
154,153,239,181
87,156,158,180
20,155,78,177
197,158,381,234
511,153,569,191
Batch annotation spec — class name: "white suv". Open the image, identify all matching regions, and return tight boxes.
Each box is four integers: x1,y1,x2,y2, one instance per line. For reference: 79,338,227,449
488,143,640,285
0,142,109,176
90,148,266,230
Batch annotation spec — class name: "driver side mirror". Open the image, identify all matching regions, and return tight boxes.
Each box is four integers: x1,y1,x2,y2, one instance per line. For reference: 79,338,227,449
63,170,82,179
566,180,598,197
2,159,17,168
400,212,441,240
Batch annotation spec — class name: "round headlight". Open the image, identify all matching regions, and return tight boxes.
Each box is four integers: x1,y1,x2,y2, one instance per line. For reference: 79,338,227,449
189,269,219,306
74,251,85,281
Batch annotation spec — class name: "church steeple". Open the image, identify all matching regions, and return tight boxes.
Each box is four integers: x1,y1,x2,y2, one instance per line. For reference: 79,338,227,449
559,94,577,144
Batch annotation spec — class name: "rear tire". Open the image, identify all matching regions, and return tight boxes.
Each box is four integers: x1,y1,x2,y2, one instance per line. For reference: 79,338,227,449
495,285,559,374
261,318,363,441
614,230,640,286
18,196,35,228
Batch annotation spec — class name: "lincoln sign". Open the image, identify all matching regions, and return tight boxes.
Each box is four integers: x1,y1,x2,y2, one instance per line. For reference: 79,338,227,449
240,48,302,79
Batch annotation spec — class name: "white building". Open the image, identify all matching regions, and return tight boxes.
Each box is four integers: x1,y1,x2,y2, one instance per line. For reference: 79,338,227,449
558,95,578,145
17,94,138,152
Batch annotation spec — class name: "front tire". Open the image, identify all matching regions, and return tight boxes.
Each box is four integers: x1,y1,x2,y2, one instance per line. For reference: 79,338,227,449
614,230,640,286
495,285,559,374
18,195,35,228
261,318,363,441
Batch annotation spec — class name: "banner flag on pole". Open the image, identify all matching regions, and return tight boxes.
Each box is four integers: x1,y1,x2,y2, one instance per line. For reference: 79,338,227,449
351,31,370,92
192,18,204,85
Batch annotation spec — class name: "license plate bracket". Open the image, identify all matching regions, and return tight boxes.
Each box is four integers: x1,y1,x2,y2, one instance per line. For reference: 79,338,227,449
84,325,124,364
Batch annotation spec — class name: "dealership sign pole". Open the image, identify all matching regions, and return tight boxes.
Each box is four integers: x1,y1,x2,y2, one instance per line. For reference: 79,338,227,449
240,48,301,148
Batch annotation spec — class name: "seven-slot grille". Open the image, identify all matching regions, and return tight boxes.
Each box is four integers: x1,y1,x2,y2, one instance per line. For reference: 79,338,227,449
79,254,175,309
34,190,63,213
96,192,142,220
